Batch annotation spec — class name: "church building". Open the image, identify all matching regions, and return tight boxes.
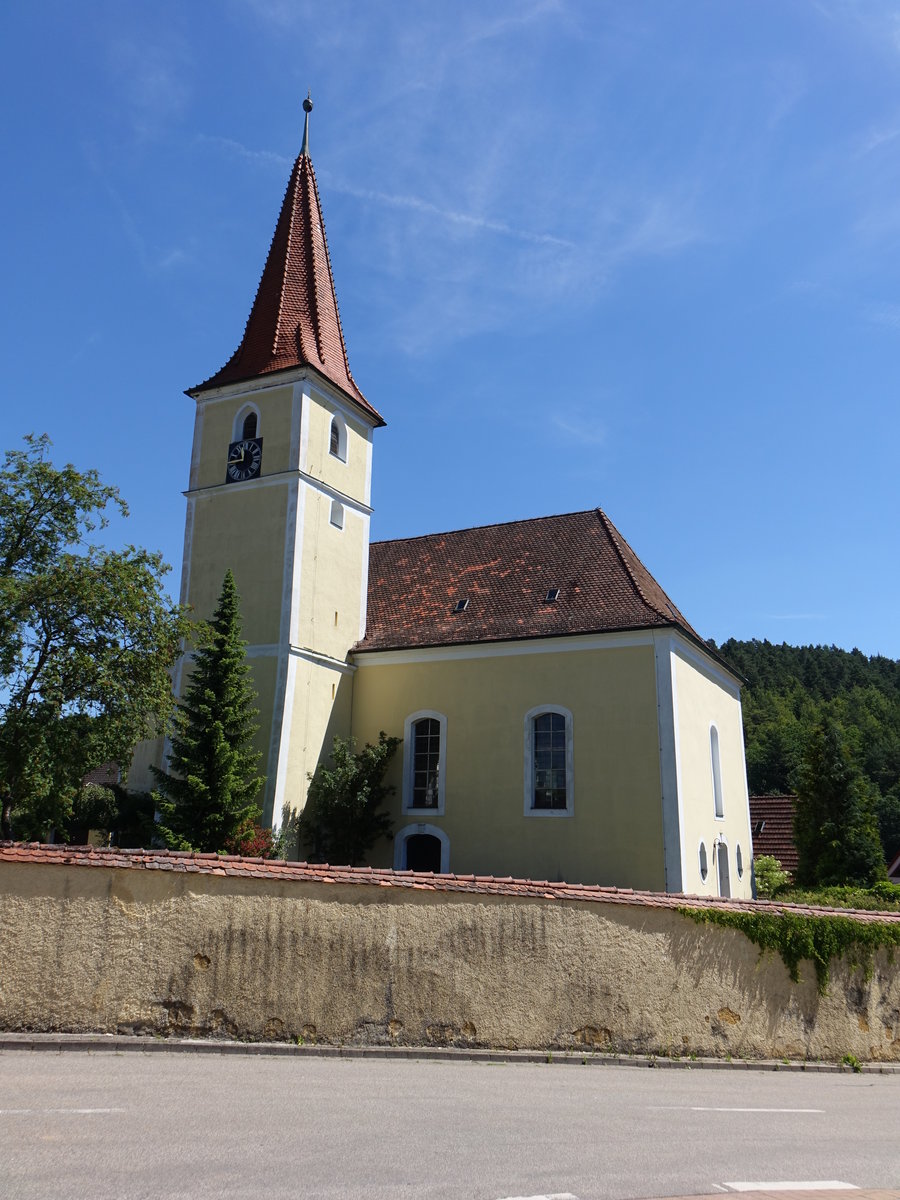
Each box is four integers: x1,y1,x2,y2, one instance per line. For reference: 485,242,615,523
131,100,754,898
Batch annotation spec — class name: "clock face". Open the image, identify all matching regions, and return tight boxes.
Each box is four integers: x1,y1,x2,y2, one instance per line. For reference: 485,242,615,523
225,437,263,483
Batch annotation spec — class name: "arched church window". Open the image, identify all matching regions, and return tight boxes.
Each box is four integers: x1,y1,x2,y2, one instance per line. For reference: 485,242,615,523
710,724,724,819
242,411,258,440
524,705,573,815
329,414,347,461
402,711,447,813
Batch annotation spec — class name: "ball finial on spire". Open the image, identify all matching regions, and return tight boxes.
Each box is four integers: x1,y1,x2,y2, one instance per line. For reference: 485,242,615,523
301,91,313,156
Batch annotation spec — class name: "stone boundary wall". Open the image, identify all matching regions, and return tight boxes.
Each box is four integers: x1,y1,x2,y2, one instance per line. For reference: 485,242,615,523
1,845,899,1061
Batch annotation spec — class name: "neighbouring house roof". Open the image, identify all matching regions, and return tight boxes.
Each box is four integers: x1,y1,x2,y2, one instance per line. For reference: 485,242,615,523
188,116,383,425
749,794,798,876
357,508,725,661
82,762,120,788
5,843,900,920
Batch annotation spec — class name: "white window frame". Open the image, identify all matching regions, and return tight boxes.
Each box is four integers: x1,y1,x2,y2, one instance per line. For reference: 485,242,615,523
402,710,447,815
710,722,724,819
393,823,450,873
523,704,574,817
329,413,348,462
233,402,261,442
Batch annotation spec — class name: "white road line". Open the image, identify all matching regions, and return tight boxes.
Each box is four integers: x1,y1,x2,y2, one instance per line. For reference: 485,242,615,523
0,1108,125,1115
494,1194,579,1200
723,1184,856,1192
649,1106,824,1113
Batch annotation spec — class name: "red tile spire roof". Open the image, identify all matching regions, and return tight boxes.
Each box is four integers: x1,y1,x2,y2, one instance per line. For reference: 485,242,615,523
189,98,384,424
358,508,727,661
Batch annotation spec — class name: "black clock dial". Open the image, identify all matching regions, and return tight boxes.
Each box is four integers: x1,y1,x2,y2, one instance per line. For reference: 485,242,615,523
226,437,263,483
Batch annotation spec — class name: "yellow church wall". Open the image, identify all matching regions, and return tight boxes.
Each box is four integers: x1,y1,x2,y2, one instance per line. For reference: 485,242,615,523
672,645,752,898
278,659,354,818
351,641,666,889
193,385,295,490
186,488,288,644
302,388,371,502
295,488,367,657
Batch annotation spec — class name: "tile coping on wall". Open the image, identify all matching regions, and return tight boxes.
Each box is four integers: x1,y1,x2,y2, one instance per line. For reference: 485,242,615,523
3,842,899,923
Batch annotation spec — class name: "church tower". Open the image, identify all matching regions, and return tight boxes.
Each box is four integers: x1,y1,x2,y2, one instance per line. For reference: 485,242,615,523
172,98,384,826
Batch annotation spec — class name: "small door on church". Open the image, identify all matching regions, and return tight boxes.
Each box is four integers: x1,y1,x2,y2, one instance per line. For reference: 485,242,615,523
717,843,731,898
405,833,442,873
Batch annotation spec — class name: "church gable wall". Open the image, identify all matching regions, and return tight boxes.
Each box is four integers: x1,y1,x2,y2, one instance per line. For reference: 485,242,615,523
672,643,753,898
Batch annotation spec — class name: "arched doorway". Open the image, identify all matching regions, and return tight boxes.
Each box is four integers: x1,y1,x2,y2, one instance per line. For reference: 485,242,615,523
405,833,442,873
393,823,450,874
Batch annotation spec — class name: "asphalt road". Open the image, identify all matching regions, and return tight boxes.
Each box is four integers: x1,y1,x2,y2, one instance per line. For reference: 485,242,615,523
1,1051,898,1200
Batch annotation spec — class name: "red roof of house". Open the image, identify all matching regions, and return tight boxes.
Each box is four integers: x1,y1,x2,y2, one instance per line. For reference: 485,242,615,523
749,794,798,875
4,843,900,921
358,508,716,656
189,128,383,425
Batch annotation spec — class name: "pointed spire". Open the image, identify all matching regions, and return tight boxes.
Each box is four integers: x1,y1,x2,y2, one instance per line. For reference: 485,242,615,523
188,100,383,423
300,92,312,157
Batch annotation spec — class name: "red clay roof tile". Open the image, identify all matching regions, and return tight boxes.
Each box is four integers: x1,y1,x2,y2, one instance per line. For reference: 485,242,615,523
358,507,717,656
749,795,798,875
3,843,898,922
189,146,383,426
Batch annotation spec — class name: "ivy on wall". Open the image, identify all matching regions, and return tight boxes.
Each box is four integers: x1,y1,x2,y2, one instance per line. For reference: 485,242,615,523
678,905,900,993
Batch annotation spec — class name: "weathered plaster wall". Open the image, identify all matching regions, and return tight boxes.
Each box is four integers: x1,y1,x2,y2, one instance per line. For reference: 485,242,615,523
2,858,899,1061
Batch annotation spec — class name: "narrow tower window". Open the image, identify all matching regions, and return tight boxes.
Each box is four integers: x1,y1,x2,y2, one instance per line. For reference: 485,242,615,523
242,411,258,440
329,415,347,461
330,500,344,529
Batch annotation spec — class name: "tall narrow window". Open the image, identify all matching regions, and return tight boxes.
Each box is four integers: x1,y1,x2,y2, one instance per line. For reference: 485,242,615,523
710,724,724,818
524,706,573,815
412,718,441,808
402,711,447,814
329,414,347,460
329,499,344,529
242,411,258,439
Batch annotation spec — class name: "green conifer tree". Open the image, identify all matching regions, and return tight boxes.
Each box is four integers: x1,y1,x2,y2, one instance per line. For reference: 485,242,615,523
153,570,264,852
794,718,885,887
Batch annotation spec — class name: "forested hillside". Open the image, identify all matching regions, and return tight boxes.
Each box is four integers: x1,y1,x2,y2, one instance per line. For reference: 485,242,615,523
712,639,900,861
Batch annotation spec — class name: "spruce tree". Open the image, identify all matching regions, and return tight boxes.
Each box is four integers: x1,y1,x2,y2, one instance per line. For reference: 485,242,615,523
794,718,885,887
154,570,264,852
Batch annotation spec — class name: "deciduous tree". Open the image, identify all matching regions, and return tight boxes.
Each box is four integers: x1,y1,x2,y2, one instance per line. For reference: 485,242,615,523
299,732,400,866
0,435,188,839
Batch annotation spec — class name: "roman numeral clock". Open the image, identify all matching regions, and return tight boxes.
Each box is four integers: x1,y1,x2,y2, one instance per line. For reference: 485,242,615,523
225,436,263,483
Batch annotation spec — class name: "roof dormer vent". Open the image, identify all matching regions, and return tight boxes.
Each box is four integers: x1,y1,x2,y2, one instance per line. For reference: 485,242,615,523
545,587,561,602
452,598,469,613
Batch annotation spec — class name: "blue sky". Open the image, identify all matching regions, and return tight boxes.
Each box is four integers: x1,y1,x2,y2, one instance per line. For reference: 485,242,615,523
4,0,900,658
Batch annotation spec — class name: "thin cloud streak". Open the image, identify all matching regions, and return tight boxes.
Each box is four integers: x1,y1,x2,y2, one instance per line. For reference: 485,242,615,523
332,179,574,248
198,134,291,171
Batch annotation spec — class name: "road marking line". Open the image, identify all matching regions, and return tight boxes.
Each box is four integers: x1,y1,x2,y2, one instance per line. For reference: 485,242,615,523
494,1194,579,1200
723,1184,856,1192
0,1108,125,1115
649,1106,824,1113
